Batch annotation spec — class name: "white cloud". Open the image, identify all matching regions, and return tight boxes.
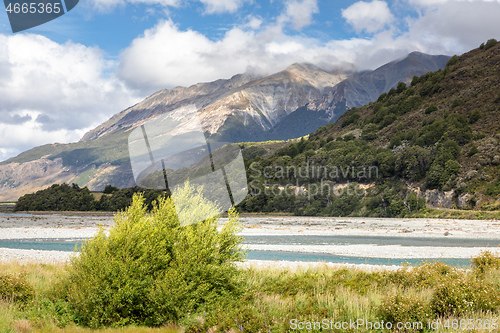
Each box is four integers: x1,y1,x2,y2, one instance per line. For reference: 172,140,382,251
405,0,500,53
279,0,319,30
342,0,394,34
119,19,353,91
88,0,244,13
0,34,140,161
199,0,245,13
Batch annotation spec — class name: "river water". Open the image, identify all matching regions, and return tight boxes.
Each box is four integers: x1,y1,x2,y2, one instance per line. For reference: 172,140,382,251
2,234,499,266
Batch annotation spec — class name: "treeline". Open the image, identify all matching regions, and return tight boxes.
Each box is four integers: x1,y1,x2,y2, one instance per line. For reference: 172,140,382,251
14,183,164,212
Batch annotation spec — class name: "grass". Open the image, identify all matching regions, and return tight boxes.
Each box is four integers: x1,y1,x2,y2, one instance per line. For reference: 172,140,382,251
410,207,500,220
2,252,500,332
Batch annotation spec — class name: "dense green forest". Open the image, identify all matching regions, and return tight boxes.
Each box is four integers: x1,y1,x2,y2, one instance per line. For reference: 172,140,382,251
13,183,165,212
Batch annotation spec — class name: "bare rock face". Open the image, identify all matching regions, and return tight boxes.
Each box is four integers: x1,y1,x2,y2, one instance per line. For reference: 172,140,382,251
424,189,455,208
81,63,348,143
307,52,451,122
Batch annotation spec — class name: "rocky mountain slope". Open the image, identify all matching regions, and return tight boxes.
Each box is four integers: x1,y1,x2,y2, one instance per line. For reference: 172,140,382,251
0,52,449,201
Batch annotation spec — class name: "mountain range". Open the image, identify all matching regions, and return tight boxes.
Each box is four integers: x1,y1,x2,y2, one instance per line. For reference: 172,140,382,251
0,51,449,201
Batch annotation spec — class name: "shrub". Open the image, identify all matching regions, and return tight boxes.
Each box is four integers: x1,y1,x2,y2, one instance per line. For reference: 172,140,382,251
361,123,378,141
472,251,500,274
468,145,478,156
425,104,438,115
61,184,246,327
484,39,498,50
431,277,500,316
468,110,482,124
341,112,361,128
451,99,462,108
0,273,35,304
445,160,461,176
446,55,460,68
378,294,432,331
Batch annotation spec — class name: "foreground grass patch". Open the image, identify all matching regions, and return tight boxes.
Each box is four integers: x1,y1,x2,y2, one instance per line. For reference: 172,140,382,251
2,255,500,332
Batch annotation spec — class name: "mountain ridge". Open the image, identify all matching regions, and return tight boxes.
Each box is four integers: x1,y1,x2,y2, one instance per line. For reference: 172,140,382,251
0,51,450,201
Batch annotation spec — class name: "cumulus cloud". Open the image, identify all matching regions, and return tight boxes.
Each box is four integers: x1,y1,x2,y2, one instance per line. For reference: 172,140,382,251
0,34,140,161
342,0,394,34
119,19,351,91
405,0,500,52
279,0,319,30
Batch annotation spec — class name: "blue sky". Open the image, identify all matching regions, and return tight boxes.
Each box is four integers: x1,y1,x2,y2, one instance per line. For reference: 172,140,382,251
1,0,500,161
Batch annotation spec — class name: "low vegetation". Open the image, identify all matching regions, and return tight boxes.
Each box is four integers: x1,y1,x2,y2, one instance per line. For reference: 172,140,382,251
2,252,500,332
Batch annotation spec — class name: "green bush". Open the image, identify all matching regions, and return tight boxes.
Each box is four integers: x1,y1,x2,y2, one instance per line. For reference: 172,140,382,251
0,273,35,304
61,184,246,328
468,110,482,124
484,38,498,50
424,104,438,114
431,277,500,316
472,250,500,274
378,294,432,331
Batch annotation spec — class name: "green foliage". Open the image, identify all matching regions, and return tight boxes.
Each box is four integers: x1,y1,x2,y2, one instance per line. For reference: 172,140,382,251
385,261,461,289
483,38,498,50
103,185,119,194
14,183,163,212
0,273,35,305
468,110,482,124
396,81,407,93
468,145,479,156
416,113,472,146
446,55,460,68
14,183,96,212
361,123,378,141
431,277,500,316
445,160,461,176
98,186,163,211
424,104,438,114
486,177,500,197
472,251,500,275
378,294,432,331
61,186,245,327
451,98,463,108
341,111,361,128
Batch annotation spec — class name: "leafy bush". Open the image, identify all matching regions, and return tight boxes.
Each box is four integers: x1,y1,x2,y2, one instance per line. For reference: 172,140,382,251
431,277,500,316
472,250,500,274
341,112,361,128
468,110,482,124
378,294,432,331
60,185,245,328
385,261,461,289
361,123,378,141
0,273,35,304
424,104,438,114
484,39,498,50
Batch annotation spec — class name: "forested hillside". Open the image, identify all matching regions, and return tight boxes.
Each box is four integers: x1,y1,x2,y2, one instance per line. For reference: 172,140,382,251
237,39,500,217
